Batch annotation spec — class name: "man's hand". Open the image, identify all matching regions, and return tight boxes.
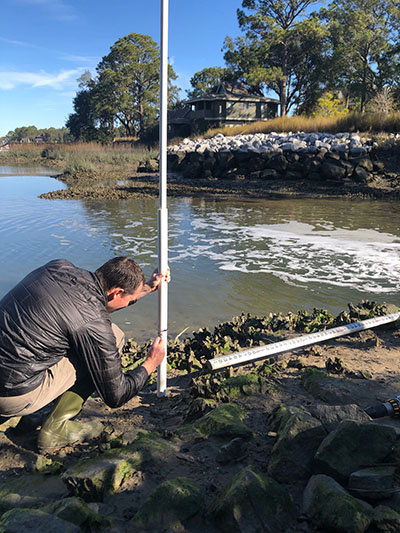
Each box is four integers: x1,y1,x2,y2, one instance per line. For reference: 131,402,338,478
145,267,171,292
141,337,166,376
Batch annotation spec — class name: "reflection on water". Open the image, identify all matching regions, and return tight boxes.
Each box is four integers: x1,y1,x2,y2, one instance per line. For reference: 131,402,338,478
0,168,399,342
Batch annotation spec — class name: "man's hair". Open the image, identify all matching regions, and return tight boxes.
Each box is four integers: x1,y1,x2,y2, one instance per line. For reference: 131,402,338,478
95,256,145,294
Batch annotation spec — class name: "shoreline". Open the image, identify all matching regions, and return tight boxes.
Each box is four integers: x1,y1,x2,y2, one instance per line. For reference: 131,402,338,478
38,170,400,201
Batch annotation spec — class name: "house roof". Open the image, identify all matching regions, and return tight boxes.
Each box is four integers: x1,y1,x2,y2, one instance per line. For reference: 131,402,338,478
185,82,279,104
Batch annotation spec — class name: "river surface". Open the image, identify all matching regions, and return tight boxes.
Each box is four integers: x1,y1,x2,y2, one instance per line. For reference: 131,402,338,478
1,166,399,342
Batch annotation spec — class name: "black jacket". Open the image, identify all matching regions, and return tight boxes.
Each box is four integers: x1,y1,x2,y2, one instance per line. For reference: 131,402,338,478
0,259,148,407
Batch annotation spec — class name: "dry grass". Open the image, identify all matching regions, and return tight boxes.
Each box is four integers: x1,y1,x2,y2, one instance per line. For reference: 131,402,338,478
0,142,158,176
203,112,400,138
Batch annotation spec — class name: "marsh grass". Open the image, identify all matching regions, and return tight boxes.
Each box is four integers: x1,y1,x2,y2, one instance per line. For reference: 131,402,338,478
203,112,400,139
0,142,158,178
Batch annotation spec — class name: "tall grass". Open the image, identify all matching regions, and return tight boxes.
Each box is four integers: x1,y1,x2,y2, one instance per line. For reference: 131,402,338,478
203,112,400,138
0,142,158,176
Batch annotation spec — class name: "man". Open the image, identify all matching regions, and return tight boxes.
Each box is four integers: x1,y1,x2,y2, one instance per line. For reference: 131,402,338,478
0,256,168,451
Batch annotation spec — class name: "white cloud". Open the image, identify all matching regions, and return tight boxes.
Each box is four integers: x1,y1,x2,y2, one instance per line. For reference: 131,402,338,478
0,69,84,90
14,0,76,21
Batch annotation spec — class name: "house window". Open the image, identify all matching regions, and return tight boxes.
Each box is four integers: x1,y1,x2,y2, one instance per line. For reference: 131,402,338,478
197,102,204,110
244,102,249,109
218,105,222,114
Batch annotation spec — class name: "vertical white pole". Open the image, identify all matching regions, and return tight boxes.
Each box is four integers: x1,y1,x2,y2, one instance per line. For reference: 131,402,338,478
157,0,168,396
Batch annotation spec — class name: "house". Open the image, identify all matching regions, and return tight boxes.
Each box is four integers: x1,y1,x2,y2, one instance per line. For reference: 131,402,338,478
168,83,280,138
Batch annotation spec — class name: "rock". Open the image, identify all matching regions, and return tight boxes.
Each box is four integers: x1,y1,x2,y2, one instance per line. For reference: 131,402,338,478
0,508,81,533
0,474,69,515
259,168,279,179
137,158,158,173
267,154,288,171
309,404,371,432
356,158,374,172
221,373,271,398
267,405,327,482
348,466,397,500
371,505,400,531
313,420,397,482
208,466,296,532
216,437,248,464
42,496,107,528
303,474,373,532
301,367,354,404
181,403,253,441
321,161,347,181
130,477,204,532
62,448,142,501
353,166,374,183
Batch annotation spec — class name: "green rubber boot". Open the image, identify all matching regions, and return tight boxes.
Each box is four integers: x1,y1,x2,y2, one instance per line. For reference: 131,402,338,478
37,390,104,452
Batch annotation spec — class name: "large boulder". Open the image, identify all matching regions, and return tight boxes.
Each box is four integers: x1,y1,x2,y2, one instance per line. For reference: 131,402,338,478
180,403,253,441
208,466,296,532
313,420,397,482
0,508,80,533
267,405,327,482
303,474,373,532
0,474,68,515
130,477,204,532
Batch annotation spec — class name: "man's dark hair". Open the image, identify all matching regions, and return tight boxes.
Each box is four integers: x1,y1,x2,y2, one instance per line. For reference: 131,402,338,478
95,256,145,294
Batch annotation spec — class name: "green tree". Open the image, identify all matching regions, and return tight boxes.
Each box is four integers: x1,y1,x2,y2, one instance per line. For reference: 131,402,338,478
96,32,178,138
224,0,328,116
186,67,235,98
320,0,400,112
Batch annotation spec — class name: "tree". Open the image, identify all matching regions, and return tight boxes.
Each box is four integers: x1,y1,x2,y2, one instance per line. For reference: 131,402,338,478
320,0,400,112
186,67,235,98
224,0,328,116
95,33,178,138
66,33,178,141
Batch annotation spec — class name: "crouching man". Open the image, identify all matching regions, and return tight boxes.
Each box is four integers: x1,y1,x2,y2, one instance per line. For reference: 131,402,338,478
0,256,169,452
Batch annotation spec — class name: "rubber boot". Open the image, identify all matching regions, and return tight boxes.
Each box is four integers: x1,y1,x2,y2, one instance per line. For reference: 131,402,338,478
37,390,104,452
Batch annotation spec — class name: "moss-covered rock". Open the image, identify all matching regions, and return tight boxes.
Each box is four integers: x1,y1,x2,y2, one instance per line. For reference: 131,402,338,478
42,496,108,528
314,420,397,482
221,373,275,398
301,367,357,404
208,466,296,532
127,430,179,463
62,448,142,502
303,474,373,532
370,505,400,532
130,477,204,531
0,508,80,533
267,405,327,482
179,403,252,441
0,474,68,515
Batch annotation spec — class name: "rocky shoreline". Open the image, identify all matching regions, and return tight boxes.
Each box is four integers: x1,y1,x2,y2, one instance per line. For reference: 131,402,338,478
0,301,400,532
38,132,400,201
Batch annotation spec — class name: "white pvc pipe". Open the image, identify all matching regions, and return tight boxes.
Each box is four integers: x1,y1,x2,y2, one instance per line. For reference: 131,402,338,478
157,0,169,396
207,312,400,371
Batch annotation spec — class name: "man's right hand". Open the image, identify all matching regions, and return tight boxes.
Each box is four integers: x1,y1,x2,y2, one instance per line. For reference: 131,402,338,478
141,337,166,376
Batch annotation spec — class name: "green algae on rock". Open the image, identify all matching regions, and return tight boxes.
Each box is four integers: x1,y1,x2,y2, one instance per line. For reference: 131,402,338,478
130,477,204,532
0,508,81,533
313,420,397,482
303,474,373,532
179,403,252,441
208,465,296,532
267,405,327,482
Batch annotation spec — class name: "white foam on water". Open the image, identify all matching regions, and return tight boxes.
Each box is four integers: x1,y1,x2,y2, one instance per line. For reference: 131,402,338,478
169,215,400,294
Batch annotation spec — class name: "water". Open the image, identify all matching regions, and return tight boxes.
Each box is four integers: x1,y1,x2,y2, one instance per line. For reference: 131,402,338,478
1,166,399,342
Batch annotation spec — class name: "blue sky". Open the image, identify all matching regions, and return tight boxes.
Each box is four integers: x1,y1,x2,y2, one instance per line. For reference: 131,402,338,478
0,0,245,136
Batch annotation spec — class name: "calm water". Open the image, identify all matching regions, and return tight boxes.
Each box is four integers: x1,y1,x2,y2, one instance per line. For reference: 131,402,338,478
1,166,399,342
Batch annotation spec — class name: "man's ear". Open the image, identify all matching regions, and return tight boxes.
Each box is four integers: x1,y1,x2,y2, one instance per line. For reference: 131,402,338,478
107,287,124,301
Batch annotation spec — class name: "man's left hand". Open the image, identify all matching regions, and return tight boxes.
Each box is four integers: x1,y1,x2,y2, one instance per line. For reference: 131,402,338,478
145,267,171,292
